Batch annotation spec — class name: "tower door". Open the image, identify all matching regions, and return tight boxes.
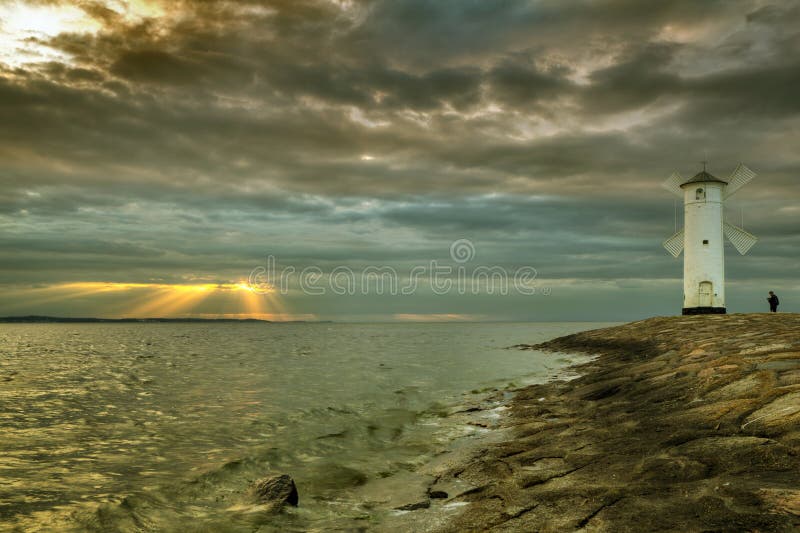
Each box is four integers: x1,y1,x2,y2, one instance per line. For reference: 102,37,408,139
699,281,713,307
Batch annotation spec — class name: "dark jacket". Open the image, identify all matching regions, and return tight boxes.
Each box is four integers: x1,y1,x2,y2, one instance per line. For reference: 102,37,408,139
768,295,779,306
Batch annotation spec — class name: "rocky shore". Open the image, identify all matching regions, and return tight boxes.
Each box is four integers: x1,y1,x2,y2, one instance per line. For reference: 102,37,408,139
429,314,800,532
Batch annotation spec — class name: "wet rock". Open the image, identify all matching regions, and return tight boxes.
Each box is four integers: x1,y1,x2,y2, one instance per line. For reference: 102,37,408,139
350,471,433,511
250,474,298,508
425,476,481,501
396,500,430,511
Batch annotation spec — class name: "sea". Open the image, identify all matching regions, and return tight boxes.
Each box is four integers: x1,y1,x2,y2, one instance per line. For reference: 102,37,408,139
0,322,609,531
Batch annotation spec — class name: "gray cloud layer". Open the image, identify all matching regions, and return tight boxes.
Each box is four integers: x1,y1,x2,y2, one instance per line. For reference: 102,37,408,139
1,0,798,319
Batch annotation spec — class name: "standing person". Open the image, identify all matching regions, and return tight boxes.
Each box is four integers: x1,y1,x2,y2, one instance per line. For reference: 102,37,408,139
767,291,779,312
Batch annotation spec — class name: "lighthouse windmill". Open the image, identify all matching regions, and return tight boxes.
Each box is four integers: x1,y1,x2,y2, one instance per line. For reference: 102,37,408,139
661,163,758,315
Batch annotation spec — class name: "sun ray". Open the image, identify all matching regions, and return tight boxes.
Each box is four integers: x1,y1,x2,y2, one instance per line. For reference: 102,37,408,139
3,281,294,320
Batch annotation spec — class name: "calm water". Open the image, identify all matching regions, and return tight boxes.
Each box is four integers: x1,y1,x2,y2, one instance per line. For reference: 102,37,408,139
0,322,605,531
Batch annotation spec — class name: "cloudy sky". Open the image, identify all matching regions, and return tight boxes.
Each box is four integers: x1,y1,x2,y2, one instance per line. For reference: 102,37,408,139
1,0,798,321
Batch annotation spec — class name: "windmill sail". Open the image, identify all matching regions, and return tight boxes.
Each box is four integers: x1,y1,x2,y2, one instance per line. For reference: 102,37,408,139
723,222,758,255
661,172,684,198
662,228,684,257
723,164,757,199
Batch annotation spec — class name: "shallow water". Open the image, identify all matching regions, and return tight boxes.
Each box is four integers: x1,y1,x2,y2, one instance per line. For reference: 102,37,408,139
0,322,607,531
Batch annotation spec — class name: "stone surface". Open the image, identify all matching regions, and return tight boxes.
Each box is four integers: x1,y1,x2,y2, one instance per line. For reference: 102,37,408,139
350,470,434,511
434,313,800,532
396,499,431,511
250,474,298,508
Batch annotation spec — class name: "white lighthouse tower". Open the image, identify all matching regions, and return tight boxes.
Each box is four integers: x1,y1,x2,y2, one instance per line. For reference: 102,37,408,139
662,163,758,315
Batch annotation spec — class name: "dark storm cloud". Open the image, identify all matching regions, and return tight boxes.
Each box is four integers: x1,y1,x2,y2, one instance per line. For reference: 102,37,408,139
485,59,574,113
110,49,204,84
5,0,799,192
582,42,682,114
1,0,799,317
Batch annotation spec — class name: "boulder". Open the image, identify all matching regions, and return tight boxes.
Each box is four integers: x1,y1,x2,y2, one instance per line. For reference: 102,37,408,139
250,474,298,508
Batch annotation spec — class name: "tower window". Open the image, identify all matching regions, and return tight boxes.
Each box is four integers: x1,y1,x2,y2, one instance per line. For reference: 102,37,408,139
696,188,705,200
703,239,709,245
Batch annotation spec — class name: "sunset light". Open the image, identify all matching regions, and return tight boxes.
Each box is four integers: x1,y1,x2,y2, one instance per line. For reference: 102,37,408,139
0,2,100,66
1,281,290,320
1,0,799,530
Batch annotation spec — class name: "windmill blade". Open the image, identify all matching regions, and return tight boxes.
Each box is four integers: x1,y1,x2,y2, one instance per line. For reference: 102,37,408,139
724,222,758,255
723,163,757,199
661,172,684,198
663,228,684,258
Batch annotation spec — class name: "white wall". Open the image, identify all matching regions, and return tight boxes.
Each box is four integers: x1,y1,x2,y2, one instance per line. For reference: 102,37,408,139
683,182,725,309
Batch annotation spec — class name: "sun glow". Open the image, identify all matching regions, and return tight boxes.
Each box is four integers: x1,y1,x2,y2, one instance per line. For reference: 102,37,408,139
0,1,102,66
0,1,169,67
3,281,293,320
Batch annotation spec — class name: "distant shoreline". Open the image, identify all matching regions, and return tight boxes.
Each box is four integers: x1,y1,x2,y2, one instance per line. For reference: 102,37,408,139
0,315,330,324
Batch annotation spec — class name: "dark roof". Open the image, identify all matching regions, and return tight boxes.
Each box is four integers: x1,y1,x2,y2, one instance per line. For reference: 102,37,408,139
680,170,728,186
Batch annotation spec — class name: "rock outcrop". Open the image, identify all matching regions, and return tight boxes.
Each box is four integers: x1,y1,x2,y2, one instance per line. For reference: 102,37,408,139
435,314,800,532
250,474,298,509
